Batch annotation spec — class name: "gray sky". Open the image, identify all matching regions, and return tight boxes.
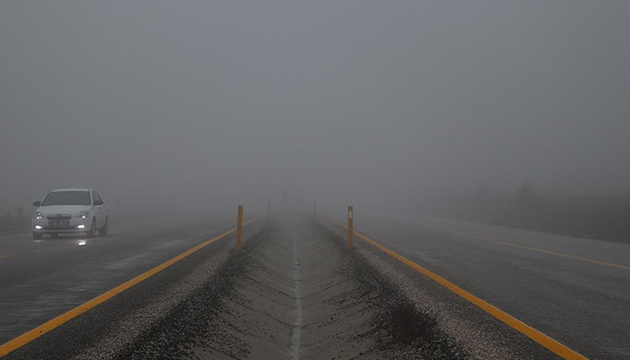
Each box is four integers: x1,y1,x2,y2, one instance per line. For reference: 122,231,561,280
1,1,629,214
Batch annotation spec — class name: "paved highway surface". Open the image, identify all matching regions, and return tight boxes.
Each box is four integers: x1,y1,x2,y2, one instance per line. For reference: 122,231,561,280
352,215,630,360
1,212,628,359
0,214,237,345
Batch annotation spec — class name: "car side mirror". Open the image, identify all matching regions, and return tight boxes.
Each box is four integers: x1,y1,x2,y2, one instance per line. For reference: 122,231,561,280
94,200,104,206
33,201,41,207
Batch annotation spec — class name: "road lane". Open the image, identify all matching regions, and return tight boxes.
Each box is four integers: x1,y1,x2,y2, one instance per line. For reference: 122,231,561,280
0,214,239,345
429,225,630,271
351,215,630,360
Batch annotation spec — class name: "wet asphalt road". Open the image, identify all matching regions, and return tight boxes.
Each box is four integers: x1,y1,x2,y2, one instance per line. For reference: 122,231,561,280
350,215,630,360
1,213,628,359
0,214,238,345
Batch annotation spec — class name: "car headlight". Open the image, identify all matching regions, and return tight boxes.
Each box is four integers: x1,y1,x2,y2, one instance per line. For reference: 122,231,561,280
34,211,43,220
76,211,90,219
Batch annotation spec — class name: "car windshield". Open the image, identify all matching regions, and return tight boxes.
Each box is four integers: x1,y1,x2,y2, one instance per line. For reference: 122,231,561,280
41,191,91,206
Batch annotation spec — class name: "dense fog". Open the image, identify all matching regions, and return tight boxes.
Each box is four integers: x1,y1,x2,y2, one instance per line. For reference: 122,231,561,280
2,1,630,218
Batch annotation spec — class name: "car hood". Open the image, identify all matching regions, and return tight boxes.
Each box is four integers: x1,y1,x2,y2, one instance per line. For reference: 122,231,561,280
37,205,90,216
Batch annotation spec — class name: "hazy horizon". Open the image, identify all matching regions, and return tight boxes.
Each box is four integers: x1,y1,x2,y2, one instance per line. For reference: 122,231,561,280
2,1,630,216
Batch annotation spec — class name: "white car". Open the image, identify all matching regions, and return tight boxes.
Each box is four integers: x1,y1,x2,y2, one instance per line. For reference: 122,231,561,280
32,188,108,239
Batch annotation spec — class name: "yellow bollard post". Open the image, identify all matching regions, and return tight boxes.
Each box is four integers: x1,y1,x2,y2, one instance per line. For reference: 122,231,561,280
236,205,243,251
347,206,353,248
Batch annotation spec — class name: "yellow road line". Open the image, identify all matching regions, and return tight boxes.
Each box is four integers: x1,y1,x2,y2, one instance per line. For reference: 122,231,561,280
0,255,9,259
328,217,588,360
0,217,260,358
430,225,630,271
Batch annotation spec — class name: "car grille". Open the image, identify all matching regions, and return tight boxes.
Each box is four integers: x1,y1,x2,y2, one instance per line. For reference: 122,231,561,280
43,226,75,231
47,214,72,220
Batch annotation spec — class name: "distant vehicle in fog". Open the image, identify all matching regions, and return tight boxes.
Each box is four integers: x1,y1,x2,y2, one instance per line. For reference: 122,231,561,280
31,188,108,240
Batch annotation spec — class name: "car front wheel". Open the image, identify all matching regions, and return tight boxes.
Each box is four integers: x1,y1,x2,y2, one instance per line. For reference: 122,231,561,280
100,217,108,236
32,232,42,240
87,218,96,238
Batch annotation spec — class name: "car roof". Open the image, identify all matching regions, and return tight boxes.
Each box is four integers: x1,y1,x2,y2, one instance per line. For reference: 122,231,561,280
50,188,92,192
